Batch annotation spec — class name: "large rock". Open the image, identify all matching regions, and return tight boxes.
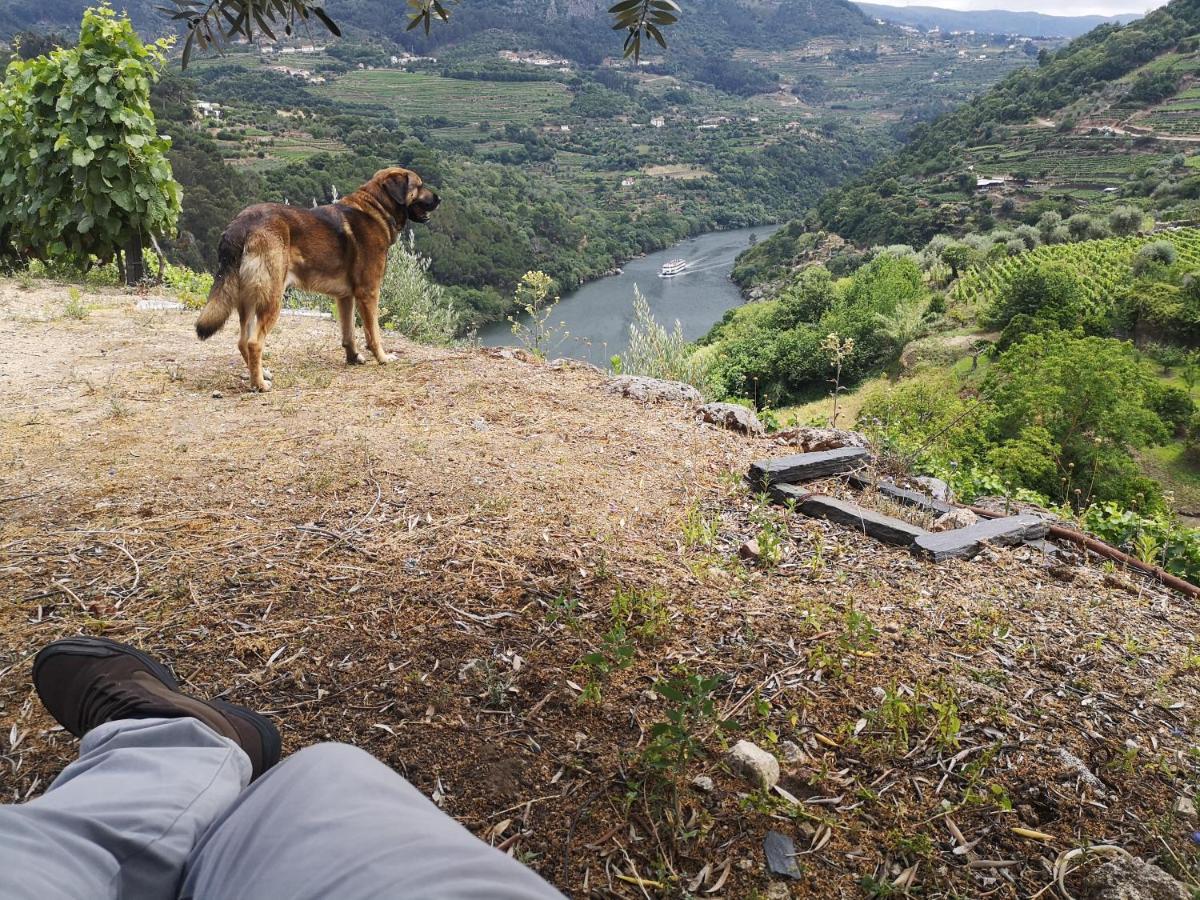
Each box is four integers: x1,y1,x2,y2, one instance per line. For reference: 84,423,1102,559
772,426,870,453
749,447,870,487
697,402,764,435
1079,855,1190,900
913,514,1049,561
727,739,780,790
605,375,702,403
773,489,928,547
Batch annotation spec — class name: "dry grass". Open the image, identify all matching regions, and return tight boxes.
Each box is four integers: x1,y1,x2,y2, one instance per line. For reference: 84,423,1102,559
2,279,1200,897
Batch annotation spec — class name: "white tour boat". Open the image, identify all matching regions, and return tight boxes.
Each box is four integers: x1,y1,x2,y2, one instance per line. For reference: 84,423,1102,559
659,258,688,278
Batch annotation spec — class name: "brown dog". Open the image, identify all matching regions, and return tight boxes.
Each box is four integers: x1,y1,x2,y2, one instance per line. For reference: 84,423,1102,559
195,167,440,391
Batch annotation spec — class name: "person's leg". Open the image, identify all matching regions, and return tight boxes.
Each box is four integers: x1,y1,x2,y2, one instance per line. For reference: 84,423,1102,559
0,636,281,900
0,717,249,900
182,743,566,900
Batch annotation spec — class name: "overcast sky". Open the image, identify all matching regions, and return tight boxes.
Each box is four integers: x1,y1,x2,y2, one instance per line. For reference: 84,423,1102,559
866,0,1164,15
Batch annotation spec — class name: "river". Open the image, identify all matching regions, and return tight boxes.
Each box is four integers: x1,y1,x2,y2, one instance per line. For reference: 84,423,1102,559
478,224,779,364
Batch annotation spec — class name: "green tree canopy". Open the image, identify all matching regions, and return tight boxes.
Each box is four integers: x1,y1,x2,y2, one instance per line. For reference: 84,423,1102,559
984,333,1168,508
0,6,180,280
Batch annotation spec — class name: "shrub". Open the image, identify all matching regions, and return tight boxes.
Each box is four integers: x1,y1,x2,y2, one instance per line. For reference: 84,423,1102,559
1081,503,1200,585
377,234,459,345
1109,205,1147,236
620,287,711,392
1134,240,1178,273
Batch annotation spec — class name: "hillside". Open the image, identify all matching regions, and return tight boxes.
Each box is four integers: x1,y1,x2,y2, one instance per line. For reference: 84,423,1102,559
0,0,881,51
738,0,1200,283
3,278,1200,895
855,3,1141,39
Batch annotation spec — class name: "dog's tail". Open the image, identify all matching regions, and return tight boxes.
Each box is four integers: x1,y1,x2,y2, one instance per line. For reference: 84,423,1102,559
195,229,245,341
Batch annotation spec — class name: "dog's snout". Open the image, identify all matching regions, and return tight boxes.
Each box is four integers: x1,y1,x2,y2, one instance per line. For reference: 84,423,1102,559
428,193,440,209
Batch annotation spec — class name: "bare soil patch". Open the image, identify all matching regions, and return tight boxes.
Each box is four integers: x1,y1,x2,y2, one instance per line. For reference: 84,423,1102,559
2,279,1199,897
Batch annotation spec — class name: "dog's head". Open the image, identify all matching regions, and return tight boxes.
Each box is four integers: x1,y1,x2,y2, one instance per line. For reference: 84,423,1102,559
370,167,440,225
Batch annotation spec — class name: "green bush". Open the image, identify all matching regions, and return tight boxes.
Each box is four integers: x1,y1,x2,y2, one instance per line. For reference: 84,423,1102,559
620,287,712,392
1081,502,1200,585
377,234,459,345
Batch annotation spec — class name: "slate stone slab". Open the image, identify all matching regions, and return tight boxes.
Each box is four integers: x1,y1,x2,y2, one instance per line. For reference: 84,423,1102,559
764,830,804,880
748,447,870,487
771,488,928,547
913,514,1049,561
847,474,955,515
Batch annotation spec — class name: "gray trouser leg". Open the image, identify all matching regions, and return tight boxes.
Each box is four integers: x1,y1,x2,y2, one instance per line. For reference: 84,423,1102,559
0,717,250,900
181,743,566,900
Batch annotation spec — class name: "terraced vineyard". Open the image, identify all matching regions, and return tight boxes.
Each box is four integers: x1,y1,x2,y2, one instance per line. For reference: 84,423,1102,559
316,70,571,125
950,227,1200,313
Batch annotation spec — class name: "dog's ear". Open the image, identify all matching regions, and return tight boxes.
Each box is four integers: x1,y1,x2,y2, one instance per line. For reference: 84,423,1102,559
382,172,410,209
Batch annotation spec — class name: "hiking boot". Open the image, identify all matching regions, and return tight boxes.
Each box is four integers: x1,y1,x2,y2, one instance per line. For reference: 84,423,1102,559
33,636,281,780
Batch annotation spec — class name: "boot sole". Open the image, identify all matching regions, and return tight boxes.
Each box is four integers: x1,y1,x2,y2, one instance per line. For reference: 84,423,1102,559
211,699,282,776
34,636,180,692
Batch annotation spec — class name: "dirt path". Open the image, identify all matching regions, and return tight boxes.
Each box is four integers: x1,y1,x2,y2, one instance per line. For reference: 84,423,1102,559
2,279,1199,897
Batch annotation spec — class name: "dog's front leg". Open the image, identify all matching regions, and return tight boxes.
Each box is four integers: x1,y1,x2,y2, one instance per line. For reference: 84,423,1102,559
357,294,394,364
337,295,366,365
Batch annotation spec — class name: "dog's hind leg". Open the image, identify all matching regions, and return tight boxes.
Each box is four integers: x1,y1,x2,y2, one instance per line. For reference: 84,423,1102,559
240,241,284,392
237,306,256,385
337,295,365,365
250,299,280,391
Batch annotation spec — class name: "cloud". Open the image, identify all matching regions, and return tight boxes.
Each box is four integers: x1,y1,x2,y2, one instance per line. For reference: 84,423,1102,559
864,0,1163,15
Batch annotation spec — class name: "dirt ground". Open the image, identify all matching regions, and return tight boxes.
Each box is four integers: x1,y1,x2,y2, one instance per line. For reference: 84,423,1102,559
2,279,1200,898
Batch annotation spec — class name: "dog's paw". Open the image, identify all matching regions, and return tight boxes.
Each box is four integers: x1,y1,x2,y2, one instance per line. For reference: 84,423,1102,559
346,352,367,366
378,352,397,364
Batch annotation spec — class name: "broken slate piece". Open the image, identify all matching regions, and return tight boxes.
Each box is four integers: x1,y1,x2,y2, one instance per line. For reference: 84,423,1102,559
847,474,954,515
763,831,804,880
748,447,869,487
772,489,928,547
913,514,1049,562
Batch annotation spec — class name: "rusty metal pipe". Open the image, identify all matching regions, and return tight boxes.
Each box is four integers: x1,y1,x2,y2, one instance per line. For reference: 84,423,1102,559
967,505,1200,600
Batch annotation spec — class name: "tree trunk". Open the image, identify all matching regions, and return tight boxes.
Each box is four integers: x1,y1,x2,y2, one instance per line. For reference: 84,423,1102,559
124,236,145,286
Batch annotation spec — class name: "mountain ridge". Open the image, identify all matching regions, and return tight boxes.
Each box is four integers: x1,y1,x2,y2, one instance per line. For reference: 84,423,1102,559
855,3,1142,38
736,0,1200,283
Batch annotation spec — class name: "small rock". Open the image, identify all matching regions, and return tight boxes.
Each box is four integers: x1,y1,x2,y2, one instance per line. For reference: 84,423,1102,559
548,358,604,375
727,739,780,790
605,375,701,403
763,830,804,880
696,402,764,436
642,689,659,702
1176,796,1197,818
914,475,953,502
932,508,979,532
211,390,223,399
778,740,803,764
772,426,870,453
1079,854,1190,900
765,882,794,899
691,775,714,793
471,417,489,432
882,622,902,634
739,539,762,561
1055,748,1107,794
